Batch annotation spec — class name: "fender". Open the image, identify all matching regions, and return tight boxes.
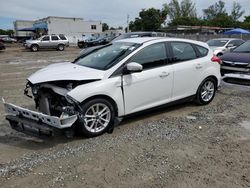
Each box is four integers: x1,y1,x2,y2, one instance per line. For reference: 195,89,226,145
67,77,125,116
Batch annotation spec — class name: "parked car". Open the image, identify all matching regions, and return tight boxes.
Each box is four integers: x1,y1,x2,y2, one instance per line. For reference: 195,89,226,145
1,36,17,43
207,38,244,56
24,34,69,52
0,42,5,50
112,31,170,42
223,73,250,86
4,37,221,138
220,40,250,75
77,36,115,48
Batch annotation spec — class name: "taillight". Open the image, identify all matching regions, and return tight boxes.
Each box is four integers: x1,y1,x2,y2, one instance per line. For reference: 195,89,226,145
211,56,222,64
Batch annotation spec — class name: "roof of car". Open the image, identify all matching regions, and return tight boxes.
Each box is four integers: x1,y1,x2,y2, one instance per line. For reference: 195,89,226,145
114,37,206,45
209,38,243,41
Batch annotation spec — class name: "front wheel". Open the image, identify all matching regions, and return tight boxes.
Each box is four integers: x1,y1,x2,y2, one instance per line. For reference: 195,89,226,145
30,44,39,52
78,98,115,137
195,78,216,105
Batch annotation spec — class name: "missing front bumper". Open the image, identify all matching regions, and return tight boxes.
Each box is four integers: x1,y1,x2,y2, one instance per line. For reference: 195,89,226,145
3,99,78,137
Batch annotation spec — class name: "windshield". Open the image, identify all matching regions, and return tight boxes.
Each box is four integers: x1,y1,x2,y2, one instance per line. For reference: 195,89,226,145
74,42,140,70
233,41,250,53
207,39,228,47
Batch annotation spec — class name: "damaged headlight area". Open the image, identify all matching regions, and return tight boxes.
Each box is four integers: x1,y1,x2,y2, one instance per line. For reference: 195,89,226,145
24,79,98,116
3,79,98,137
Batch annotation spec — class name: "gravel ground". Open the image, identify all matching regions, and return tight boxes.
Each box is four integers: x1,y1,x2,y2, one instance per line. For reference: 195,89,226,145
0,45,250,188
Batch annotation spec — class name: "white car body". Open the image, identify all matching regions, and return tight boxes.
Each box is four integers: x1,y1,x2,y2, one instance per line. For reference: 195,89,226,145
4,37,221,137
29,37,220,116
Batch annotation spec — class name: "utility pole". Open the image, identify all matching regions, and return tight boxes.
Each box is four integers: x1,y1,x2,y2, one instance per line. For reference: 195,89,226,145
127,14,129,33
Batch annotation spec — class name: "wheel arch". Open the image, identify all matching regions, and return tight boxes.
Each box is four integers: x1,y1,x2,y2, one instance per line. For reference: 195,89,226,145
204,75,218,89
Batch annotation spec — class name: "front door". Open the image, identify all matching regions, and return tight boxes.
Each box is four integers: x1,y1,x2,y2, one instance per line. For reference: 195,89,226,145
39,36,50,48
123,42,174,114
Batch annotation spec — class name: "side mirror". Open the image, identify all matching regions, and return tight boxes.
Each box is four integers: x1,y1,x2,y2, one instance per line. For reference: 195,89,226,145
125,62,143,73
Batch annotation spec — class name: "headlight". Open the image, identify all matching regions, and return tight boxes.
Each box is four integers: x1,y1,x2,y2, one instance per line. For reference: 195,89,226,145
65,95,79,104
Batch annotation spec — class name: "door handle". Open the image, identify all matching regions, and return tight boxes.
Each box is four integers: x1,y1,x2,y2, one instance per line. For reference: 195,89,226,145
195,64,202,69
159,72,170,78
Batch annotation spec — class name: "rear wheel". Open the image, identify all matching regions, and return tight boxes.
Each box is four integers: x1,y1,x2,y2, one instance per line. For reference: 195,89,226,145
196,77,216,105
217,53,223,57
58,44,65,51
31,44,39,52
78,98,115,137
77,42,84,48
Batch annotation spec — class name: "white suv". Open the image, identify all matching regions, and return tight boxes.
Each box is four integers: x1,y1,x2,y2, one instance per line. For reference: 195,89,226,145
4,37,221,138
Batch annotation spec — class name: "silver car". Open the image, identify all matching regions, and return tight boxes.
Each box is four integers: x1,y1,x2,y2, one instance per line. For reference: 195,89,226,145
207,38,244,56
25,34,69,52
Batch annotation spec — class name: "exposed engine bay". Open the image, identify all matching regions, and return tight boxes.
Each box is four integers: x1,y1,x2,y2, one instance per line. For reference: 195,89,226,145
24,80,95,117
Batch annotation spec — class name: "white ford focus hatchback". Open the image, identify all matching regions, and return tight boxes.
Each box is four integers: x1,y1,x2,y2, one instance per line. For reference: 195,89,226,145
4,37,221,138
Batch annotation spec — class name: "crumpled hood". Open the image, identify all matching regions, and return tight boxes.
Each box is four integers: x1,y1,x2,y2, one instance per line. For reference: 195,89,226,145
28,62,105,84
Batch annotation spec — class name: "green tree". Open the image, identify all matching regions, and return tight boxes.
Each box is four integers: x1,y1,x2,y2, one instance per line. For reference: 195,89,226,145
129,8,167,31
241,15,250,29
203,0,226,20
102,23,109,31
203,0,245,27
0,29,14,36
163,0,196,19
163,0,197,26
231,1,245,21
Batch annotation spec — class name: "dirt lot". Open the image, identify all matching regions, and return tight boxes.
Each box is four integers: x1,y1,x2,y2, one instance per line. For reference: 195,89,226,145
0,45,250,188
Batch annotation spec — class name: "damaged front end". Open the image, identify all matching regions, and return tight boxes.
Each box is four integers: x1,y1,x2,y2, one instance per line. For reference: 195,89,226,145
3,80,92,137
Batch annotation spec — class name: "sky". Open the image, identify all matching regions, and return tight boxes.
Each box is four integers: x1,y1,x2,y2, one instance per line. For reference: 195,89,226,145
0,0,250,30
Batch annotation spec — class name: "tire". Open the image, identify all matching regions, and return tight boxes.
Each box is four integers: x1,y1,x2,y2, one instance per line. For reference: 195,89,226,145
78,42,84,49
58,44,65,51
78,98,115,137
195,77,217,105
31,44,39,52
217,53,223,57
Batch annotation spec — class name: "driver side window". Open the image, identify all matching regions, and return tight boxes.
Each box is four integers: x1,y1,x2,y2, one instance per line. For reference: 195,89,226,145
130,43,167,70
42,36,50,41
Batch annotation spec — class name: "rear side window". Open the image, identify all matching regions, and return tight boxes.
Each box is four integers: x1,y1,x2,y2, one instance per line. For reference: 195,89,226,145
170,42,196,62
51,36,59,41
195,45,208,57
59,35,67,40
230,40,244,46
130,43,167,70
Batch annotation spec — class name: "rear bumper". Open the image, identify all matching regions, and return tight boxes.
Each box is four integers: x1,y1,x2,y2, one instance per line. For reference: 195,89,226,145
3,100,78,137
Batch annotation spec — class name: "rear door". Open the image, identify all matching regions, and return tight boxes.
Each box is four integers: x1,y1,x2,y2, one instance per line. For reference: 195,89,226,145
168,41,206,101
51,35,60,48
123,42,174,114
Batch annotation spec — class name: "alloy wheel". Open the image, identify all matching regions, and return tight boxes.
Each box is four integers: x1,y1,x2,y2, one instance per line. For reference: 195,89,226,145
83,103,111,133
201,80,215,102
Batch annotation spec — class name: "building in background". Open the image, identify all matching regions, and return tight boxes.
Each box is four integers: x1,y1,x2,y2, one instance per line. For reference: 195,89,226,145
14,16,102,44
14,20,35,39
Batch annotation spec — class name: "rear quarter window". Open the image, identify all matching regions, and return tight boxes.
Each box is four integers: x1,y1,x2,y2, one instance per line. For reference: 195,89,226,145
59,35,67,40
195,45,208,57
170,42,197,62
